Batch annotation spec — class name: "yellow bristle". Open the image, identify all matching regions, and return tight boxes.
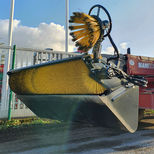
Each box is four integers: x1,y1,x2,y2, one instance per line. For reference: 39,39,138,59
69,25,87,30
71,29,88,36
78,36,91,47
70,29,91,40
69,17,85,24
91,31,100,44
73,32,90,41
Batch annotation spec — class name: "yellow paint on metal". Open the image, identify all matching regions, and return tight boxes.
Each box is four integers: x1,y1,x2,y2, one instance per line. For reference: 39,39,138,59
9,59,106,94
90,54,103,59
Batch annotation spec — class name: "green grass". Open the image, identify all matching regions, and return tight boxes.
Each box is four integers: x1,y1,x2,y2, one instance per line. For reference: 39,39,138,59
144,109,154,116
0,118,61,130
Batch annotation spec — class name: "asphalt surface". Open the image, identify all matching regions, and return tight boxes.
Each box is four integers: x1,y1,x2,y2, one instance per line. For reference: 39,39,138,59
0,116,154,154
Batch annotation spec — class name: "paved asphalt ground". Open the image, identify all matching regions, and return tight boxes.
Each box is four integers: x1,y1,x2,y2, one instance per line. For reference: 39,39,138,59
0,116,154,154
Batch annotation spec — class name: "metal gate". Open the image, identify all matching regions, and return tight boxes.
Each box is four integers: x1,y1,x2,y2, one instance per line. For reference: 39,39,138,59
0,46,80,119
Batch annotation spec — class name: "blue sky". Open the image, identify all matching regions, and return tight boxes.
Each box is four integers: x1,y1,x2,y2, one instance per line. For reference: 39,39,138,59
0,0,154,57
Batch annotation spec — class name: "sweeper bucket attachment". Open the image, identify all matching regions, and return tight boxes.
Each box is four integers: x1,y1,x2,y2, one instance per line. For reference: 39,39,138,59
8,55,139,133
8,4,143,133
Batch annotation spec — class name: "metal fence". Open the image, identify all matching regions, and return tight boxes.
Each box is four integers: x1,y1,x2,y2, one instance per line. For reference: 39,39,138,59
0,45,80,119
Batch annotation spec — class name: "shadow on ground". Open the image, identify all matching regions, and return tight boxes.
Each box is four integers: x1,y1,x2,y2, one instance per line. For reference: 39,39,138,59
0,116,154,153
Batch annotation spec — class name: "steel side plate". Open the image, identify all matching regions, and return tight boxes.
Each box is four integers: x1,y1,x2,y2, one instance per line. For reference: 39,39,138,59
99,86,139,133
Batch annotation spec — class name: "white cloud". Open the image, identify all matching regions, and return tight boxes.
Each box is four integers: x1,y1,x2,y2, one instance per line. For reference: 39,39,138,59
102,46,114,55
0,19,75,52
120,42,128,50
0,19,130,55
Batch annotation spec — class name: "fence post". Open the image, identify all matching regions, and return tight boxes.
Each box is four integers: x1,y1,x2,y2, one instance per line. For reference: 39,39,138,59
8,45,16,120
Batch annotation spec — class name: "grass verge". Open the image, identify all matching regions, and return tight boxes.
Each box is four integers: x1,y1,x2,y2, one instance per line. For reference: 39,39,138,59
0,117,61,130
144,109,154,116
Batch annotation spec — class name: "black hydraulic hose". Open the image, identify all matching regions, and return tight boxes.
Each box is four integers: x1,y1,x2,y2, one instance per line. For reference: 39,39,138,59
107,34,120,63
